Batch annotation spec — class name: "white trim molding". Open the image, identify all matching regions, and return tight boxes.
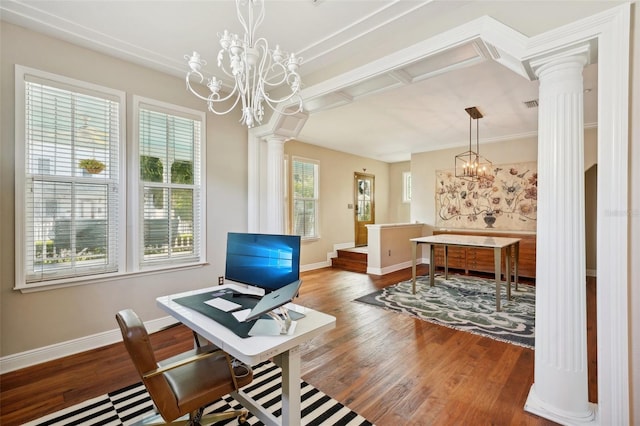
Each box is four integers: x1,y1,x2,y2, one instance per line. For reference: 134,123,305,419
0,316,178,375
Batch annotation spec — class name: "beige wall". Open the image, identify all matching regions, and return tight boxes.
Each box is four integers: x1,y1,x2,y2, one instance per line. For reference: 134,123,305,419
411,128,598,228
388,161,411,224
0,22,247,356
284,140,390,267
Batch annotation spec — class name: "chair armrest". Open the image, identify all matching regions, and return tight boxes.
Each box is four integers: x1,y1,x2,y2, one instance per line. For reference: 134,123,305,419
143,347,227,379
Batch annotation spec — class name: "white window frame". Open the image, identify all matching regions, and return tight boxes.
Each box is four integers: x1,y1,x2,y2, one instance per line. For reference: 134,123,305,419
14,68,207,292
290,156,319,239
14,65,127,290
403,171,412,203
131,96,206,271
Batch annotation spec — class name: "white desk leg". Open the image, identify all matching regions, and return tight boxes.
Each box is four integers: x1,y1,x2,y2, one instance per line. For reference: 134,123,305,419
412,241,417,294
494,247,502,312
274,347,301,426
231,389,279,426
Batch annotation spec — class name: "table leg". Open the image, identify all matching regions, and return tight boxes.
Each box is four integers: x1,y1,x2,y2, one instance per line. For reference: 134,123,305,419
231,390,279,426
276,347,301,426
230,347,301,426
429,244,435,287
494,247,502,311
506,247,512,301
444,245,449,280
514,242,520,291
412,241,417,294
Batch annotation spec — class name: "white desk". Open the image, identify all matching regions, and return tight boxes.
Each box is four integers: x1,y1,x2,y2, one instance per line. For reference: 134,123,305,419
411,234,521,311
157,284,336,426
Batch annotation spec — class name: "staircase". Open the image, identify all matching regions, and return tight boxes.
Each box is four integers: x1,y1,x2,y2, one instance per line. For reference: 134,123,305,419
331,247,368,273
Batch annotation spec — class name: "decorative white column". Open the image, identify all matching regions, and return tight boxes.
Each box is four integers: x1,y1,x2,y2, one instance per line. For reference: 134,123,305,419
265,136,287,234
525,50,595,423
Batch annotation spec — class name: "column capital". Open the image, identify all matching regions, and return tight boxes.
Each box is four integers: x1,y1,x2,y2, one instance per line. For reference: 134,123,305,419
526,42,593,79
265,135,288,145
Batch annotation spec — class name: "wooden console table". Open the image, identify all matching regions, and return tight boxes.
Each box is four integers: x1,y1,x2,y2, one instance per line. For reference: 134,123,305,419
410,234,521,311
433,230,536,278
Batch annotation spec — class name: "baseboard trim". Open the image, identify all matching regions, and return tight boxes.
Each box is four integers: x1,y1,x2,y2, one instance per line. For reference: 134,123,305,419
0,316,178,375
300,260,331,271
367,259,428,276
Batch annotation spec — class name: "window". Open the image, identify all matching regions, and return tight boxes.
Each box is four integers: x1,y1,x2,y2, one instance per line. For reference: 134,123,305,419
15,66,125,287
403,171,412,203
15,67,206,290
291,157,319,238
133,97,205,269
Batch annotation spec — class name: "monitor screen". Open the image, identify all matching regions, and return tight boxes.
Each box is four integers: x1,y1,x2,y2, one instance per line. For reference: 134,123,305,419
225,232,301,292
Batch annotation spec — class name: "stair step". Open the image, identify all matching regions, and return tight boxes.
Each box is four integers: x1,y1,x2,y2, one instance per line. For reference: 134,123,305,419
331,248,368,273
331,257,367,273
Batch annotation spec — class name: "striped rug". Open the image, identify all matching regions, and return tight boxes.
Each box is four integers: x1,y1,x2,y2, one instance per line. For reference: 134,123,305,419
25,361,373,426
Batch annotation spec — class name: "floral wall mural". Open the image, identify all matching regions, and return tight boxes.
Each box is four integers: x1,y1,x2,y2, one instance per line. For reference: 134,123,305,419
435,161,537,231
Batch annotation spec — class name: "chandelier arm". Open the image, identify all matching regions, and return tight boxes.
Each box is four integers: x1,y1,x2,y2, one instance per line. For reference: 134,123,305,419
261,89,301,106
250,0,265,46
234,0,251,41
215,58,237,80
185,75,215,102
234,0,266,46
260,96,304,116
186,74,241,104
207,94,242,116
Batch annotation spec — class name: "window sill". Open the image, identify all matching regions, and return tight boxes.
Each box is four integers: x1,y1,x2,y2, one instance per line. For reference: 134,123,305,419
301,236,320,243
14,261,208,293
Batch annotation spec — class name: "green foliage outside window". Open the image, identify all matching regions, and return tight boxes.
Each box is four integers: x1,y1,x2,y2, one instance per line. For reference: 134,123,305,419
171,160,193,184
140,155,163,182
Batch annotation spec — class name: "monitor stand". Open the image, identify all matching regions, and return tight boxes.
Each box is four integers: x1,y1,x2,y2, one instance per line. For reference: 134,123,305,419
248,307,305,336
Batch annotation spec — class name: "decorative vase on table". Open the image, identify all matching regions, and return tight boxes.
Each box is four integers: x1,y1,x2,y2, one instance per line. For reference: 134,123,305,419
483,212,496,228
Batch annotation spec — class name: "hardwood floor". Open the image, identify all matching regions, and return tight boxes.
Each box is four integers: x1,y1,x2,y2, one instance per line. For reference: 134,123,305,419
1,266,595,425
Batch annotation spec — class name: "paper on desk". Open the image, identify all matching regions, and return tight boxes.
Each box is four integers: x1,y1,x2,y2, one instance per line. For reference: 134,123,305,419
204,297,242,312
232,308,251,322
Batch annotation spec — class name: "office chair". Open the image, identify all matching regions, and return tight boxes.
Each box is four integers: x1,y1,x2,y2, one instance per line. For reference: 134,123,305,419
116,309,253,425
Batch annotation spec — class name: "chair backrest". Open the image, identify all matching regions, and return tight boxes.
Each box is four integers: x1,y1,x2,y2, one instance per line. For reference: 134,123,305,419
115,309,179,418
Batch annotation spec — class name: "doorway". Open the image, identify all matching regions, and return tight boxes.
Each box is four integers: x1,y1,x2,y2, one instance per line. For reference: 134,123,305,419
354,172,375,247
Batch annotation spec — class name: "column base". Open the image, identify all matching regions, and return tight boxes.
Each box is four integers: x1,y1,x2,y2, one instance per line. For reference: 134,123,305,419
525,384,598,425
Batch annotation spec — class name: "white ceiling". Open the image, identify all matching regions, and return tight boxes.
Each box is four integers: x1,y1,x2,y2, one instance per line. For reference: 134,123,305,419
1,0,609,163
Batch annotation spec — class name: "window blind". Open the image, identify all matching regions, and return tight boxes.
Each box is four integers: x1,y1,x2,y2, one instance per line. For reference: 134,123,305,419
138,106,202,266
23,77,120,283
292,159,318,238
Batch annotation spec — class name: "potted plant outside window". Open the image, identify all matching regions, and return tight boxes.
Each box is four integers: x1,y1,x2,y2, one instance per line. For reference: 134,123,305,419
79,158,106,174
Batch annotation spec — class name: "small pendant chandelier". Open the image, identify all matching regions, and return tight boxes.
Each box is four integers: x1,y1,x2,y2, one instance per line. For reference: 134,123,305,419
184,0,303,128
455,106,492,181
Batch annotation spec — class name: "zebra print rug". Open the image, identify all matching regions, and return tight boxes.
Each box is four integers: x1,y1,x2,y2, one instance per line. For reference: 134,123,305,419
24,361,373,426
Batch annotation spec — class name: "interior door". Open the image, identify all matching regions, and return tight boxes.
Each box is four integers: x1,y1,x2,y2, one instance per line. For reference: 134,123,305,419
354,172,375,247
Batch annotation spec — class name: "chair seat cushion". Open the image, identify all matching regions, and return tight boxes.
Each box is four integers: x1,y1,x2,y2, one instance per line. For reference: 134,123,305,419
158,344,253,415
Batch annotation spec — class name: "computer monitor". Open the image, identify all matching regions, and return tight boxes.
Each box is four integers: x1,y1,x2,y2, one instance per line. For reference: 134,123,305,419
224,232,301,293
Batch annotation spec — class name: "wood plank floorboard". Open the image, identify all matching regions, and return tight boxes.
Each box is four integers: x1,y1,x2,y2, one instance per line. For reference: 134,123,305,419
0,266,595,425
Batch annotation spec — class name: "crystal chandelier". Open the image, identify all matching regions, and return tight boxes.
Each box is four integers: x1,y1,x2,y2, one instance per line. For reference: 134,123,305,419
455,106,492,181
184,0,303,128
